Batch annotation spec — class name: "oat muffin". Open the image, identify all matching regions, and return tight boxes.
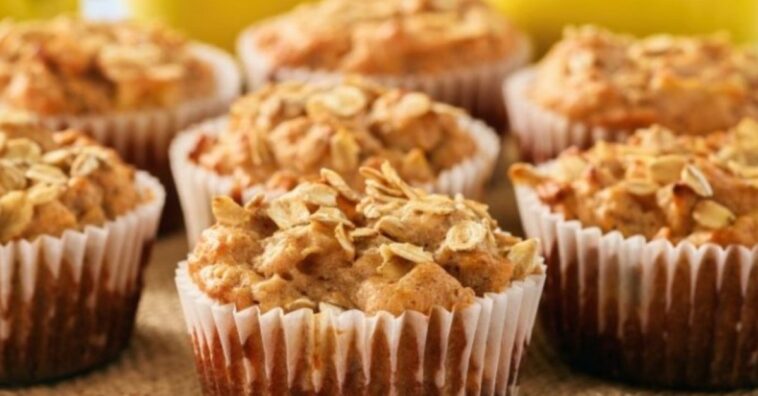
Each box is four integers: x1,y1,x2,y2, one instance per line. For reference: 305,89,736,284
0,114,164,383
237,0,531,125
510,120,758,388
505,25,758,161
177,162,545,395
0,16,214,114
171,78,500,245
249,0,522,75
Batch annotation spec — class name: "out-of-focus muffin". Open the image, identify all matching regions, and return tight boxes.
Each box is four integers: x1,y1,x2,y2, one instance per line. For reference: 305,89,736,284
505,25,758,161
509,119,758,388
177,162,546,395
0,16,214,114
238,0,531,125
0,113,164,384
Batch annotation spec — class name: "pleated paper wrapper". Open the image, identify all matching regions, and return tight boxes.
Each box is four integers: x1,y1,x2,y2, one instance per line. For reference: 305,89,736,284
170,115,500,247
0,172,165,384
175,260,546,395
504,68,633,163
237,25,532,127
514,183,758,389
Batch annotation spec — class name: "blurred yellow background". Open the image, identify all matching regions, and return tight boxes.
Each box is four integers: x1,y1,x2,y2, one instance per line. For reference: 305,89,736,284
128,0,306,51
0,0,756,55
486,0,758,55
0,0,77,19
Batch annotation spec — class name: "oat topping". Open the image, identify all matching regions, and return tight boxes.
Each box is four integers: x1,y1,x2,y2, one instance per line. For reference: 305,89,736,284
0,16,214,114
510,119,758,246
192,79,477,191
0,114,144,243
530,26,758,133
251,0,522,74
189,162,542,314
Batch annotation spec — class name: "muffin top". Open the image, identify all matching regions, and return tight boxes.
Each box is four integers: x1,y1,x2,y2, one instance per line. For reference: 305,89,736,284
191,79,477,191
510,119,758,247
0,16,214,115
189,163,542,315
250,0,523,74
0,113,145,243
529,26,758,133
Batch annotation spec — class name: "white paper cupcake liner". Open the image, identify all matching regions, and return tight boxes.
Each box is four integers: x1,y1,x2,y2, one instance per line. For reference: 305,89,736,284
170,115,500,247
504,68,632,163
237,25,531,126
0,171,165,384
36,44,241,171
514,181,758,389
175,260,545,395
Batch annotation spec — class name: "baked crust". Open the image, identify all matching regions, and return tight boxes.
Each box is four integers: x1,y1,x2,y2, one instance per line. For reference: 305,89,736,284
250,0,522,74
0,113,145,243
191,78,477,191
510,119,758,246
0,16,213,114
188,163,542,315
529,26,758,133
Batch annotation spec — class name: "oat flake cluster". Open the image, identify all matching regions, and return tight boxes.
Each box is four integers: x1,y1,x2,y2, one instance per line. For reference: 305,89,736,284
0,16,214,114
189,163,542,315
192,79,476,191
511,119,758,246
0,114,143,243
252,0,521,74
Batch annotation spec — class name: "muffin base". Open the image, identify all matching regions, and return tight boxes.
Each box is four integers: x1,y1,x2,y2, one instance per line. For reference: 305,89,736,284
170,115,500,246
514,183,758,389
175,262,546,395
0,172,165,384
237,25,532,129
503,68,632,163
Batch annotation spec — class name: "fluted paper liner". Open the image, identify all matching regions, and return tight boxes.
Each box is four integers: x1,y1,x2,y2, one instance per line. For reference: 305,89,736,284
504,68,633,163
237,25,531,125
170,115,500,246
0,172,165,384
175,260,545,395
514,181,758,389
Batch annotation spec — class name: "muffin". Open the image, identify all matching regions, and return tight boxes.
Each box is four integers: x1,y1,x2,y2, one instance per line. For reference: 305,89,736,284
509,119,758,388
176,162,545,395
0,16,240,230
0,113,164,384
237,0,531,126
170,78,500,245
504,25,758,162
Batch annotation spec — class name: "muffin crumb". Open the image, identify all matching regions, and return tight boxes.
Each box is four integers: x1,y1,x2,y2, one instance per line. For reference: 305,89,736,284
510,119,758,246
0,114,144,242
190,162,541,314
252,0,523,75
191,79,477,191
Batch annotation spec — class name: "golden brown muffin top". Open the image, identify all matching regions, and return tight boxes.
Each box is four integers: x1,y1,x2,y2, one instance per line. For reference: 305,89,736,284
0,113,145,243
189,163,542,315
529,26,758,133
191,79,477,192
0,16,214,115
251,0,522,74
510,119,758,247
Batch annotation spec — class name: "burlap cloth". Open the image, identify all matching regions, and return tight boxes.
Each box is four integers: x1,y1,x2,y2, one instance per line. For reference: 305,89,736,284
3,143,758,396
